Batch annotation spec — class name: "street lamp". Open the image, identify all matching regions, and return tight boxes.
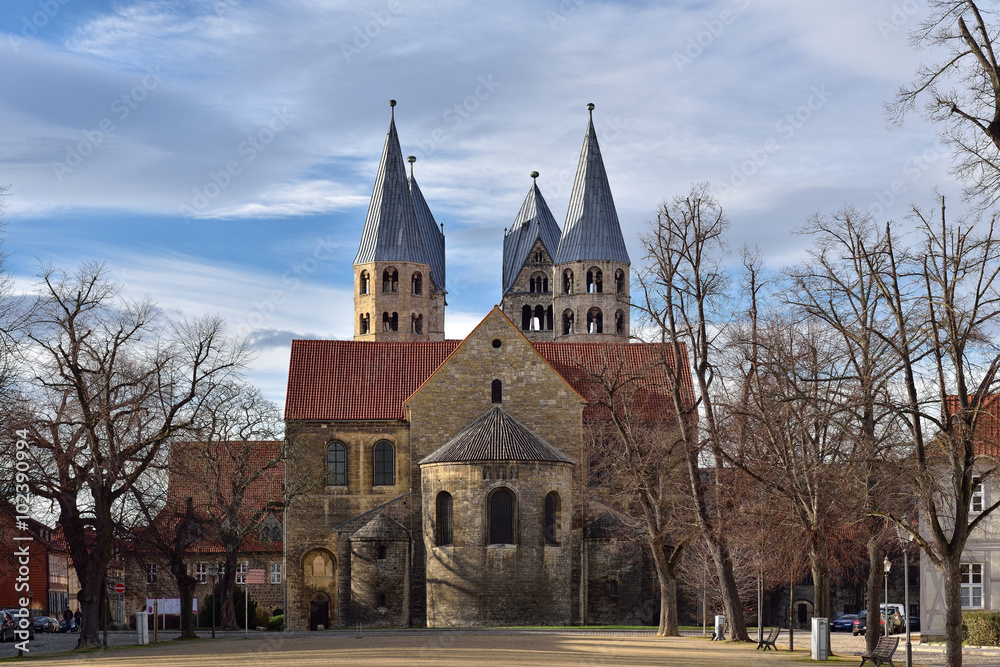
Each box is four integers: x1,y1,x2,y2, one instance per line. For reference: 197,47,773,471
895,521,914,667
883,555,891,638
208,563,219,639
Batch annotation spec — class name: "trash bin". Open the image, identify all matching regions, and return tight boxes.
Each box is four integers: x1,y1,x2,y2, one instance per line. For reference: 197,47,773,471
135,612,149,645
811,616,829,660
714,615,726,640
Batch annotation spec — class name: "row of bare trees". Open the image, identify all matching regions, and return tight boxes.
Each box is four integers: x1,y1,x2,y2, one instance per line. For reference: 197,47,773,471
0,252,287,648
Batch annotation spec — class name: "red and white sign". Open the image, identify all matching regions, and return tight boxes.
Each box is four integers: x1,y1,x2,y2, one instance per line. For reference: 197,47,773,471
247,569,266,585
113,583,125,594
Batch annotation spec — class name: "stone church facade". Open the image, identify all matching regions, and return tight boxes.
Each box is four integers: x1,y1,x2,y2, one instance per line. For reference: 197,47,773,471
283,101,690,630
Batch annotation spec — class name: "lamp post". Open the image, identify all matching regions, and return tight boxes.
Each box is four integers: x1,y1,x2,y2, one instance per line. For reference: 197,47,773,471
208,564,219,639
895,522,913,667
883,555,891,638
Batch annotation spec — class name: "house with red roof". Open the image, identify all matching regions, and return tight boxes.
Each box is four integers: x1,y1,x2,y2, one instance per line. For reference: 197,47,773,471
283,102,694,630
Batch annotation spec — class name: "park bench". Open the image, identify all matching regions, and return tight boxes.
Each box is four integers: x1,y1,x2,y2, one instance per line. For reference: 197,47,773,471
711,619,728,641
857,636,899,667
756,626,780,651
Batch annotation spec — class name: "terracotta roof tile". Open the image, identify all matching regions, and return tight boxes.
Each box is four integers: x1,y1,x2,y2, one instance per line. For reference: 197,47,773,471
944,394,1000,457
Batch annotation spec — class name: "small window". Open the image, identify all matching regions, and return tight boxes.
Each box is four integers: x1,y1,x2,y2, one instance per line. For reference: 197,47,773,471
533,305,545,331
412,272,423,295
382,312,399,332
615,269,625,294
491,379,502,404
521,305,531,330
972,476,984,513
587,268,603,293
412,313,424,334
544,492,560,545
436,492,454,546
236,562,247,585
326,442,347,486
359,270,370,294
491,339,502,349
961,563,983,608
563,269,574,294
376,544,387,560
374,441,395,486
382,268,398,292
615,309,625,336
562,309,574,335
147,564,157,585
587,307,603,334
606,579,619,599
489,487,515,545
270,563,282,584
359,313,370,335
377,593,387,608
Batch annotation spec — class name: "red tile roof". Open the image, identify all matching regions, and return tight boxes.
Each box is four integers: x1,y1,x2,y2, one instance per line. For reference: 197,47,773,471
944,394,1000,457
285,338,695,423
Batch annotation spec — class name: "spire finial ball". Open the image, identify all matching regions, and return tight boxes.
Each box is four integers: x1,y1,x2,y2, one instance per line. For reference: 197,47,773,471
586,103,595,111
530,170,539,179
389,99,397,107
407,155,416,164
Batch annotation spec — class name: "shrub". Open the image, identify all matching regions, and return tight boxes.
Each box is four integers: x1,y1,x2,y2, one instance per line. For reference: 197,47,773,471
198,583,260,629
963,612,1000,646
267,615,285,632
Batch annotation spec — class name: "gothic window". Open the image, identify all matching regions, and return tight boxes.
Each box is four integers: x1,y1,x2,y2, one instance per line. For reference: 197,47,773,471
326,441,347,486
615,309,625,336
382,268,398,293
533,305,545,331
491,379,502,404
488,488,515,545
373,441,395,486
359,270,370,294
615,269,625,294
544,491,560,546
563,269,574,294
260,513,283,542
521,305,531,330
412,272,423,295
587,308,603,334
587,268,603,293
411,313,423,334
436,492,454,546
359,313,370,335
562,309,574,335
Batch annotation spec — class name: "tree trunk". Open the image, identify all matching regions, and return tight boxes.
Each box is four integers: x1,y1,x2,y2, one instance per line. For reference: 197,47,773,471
170,559,198,640
865,533,884,653
649,541,679,636
75,579,102,648
704,532,748,641
221,551,239,630
942,556,964,667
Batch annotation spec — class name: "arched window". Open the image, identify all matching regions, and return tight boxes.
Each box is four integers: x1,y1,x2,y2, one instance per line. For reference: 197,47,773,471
546,305,553,331
411,272,423,295
359,313,370,335
530,272,549,294
436,492,454,546
381,312,398,332
359,270,370,294
326,441,347,486
373,441,394,486
562,309,574,335
533,305,545,331
489,488,515,545
521,305,531,331
587,307,603,334
491,379,502,404
615,309,625,336
411,313,423,334
615,269,625,294
382,268,398,292
587,268,603,293
544,491,560,545
563,269,574,294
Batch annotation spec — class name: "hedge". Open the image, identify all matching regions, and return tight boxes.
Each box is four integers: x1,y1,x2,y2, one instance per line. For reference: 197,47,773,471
963,612,1000,646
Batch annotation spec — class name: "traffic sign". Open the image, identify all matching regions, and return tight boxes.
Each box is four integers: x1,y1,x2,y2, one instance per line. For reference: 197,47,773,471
113,583,125,594
247,569,266,584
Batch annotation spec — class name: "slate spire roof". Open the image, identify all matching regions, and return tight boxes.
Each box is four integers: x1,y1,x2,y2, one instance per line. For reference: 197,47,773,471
554,104,631,265
408,157,446,291
502,173,561,293
420,406,574,465
354,101,431,267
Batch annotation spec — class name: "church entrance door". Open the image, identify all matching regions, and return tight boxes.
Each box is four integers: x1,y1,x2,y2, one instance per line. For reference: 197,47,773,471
310,592,330,630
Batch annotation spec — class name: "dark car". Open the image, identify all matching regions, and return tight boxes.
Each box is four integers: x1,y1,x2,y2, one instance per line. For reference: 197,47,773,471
852,611,887,636
0,610,34,641
832,613,858,631
59,618,77,633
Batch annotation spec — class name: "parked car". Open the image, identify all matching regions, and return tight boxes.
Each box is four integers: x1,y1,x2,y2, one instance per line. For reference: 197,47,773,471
852,611,887,636
832,613,859,632
36,616,59,633
0,610,35,641
880,604,904,634
59,618,77,633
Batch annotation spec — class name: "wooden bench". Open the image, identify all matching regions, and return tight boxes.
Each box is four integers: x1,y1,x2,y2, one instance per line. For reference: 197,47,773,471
857,636,899,667
756,626,779,651
711,619,728,641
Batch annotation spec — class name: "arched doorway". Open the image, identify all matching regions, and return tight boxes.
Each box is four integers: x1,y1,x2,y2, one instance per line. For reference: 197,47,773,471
310,591,330,631
795,600,814,628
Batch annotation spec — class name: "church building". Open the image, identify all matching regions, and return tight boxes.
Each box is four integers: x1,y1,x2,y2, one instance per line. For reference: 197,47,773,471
283,101,691,630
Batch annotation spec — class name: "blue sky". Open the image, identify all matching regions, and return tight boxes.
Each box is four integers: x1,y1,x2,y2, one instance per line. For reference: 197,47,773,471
0,0,962,405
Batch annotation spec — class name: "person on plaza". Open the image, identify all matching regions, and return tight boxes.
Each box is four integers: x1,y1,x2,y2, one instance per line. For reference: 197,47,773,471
74,609,81,629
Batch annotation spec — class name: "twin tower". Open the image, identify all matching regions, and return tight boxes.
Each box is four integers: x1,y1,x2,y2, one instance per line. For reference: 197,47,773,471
353,101,631,342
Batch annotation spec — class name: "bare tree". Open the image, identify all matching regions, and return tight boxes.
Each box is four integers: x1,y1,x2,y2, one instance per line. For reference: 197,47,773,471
18,263,249,648
582,346,697,635
636,183,750,641
888,0,1000,210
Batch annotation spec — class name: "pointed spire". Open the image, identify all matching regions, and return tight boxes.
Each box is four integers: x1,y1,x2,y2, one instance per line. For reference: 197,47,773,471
502,172,561,293
554,103,630,265
354,101,429,266
408,155,446,291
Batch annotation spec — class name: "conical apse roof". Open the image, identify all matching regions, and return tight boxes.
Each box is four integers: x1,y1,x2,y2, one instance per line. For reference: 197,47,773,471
420,406,574,464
